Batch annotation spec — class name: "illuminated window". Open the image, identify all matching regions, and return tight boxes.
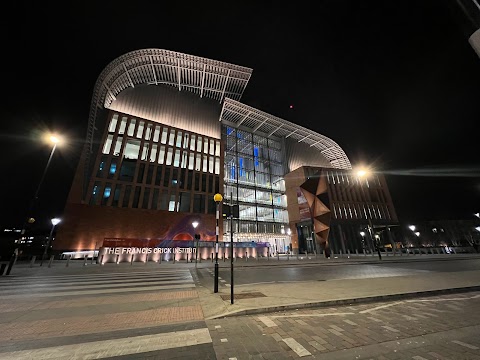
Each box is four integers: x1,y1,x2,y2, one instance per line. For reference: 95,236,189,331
173,149,180,167
102,135,113,154
124,139,140,160
183,133,189,149
161,127,168,144
136,121,144,138
202,155,208,172
215,157,220,174
176,131,182,147
209,156,214,173
113,136,123,156
145,124,152,140
181,151,188,168
215,140,220,156
158,145,165,164
195,154,201,171
188,153,194,170
169,129,175,146
204,138,209,154
127,119,136,136
108,114,118,132
190,134,196,151
153,125,160,142
118,116,127,134
150,144,157,162
197,136,202,152
166,148,173,165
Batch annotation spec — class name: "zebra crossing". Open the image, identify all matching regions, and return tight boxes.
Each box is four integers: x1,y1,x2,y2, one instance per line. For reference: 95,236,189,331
0,268,196,299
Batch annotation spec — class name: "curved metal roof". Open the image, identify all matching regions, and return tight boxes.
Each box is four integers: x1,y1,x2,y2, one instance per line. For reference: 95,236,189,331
220,98,352,170
82,49,252,198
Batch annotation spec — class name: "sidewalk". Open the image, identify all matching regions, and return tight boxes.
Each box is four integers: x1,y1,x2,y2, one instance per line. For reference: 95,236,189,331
197,254,480,319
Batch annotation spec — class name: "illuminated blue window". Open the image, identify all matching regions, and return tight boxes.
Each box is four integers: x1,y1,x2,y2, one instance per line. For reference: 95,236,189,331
92,185,99,195
239,157,244,176
254,147,259,166
230,165,236,179
99,161,105,171
103,187,111,198
109,163,117,174
227,127,234,135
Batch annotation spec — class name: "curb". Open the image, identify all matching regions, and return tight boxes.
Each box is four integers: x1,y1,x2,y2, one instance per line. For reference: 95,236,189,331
206,285,480,319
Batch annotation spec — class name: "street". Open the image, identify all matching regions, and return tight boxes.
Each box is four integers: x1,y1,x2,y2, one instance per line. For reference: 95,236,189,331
0,256,479,359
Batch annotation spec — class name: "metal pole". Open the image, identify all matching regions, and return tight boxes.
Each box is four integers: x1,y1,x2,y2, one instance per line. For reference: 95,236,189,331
230,192,234,305
214,202,219,293
40,223,56,266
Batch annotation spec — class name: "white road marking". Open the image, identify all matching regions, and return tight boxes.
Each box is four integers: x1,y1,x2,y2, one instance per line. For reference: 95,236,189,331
343,319,358,325
359,301,404,313
0,328,212,359
215,325,221,329
271,312,354,318
258,316,277,327
329,325,344,332
221,338,228,342
367,317,383,322
451,340,479,350
282,337,312,357
402,315,418,321
220,280,226,283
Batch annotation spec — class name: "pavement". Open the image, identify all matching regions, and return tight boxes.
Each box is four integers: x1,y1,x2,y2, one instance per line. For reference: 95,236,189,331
1,253,479,359
192,253,480,319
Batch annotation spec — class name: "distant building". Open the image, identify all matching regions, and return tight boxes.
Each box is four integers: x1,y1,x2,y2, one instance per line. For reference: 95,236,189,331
54,49,398,258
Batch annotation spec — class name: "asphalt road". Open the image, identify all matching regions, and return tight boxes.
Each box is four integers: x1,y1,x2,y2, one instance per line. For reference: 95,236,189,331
203,258,480,287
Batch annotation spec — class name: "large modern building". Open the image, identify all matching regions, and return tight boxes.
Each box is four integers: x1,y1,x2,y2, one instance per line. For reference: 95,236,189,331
54,49,398,259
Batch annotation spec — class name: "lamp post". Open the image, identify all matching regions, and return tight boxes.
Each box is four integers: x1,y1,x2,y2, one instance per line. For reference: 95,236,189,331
192,221,199,267
213,193,223,293
20,134,62,240
356,168,381,260
40,218,61,266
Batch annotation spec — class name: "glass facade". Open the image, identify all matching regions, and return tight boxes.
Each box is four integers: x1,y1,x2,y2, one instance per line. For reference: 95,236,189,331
222,125,289,246
88,112,221,214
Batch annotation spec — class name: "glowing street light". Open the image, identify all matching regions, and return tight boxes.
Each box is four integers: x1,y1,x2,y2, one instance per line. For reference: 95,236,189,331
40,218,61,266
414,231,420,237
409,225,416,232
474,213,480,219
356,166,381,260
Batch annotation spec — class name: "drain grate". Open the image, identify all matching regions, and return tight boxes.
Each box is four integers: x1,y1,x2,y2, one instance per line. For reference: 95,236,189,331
220,292,266,300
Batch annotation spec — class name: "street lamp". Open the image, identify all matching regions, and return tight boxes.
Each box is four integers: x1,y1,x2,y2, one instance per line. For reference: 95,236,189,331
192,221,199,267
20,133,63,236
474,213,480,219
356,167,381,260
409,225,416,232
213,193,223,293
40,217,61,266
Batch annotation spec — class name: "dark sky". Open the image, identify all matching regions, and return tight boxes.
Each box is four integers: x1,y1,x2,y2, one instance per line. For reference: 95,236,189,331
3,0,480,231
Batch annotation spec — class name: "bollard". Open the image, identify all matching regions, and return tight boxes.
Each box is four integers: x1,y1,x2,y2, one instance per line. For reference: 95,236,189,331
347,249,350,258
173,253,176,264
234,251,236,262
267,251,269,261
246,251,248,262
30,255,36,268
66,255,71,267
355,249,359,256
116,254,119,264
363,249,366,257
211,253,213,262
100,254,104,264
287,251,289,261
339,250,343,258
48,255,54,268
145,253,148,264
314,250,317,260
159,254,162,264
131,254,134,265
84,255,88,266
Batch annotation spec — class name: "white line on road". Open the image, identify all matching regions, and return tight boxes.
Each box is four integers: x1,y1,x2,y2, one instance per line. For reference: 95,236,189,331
0,328,212,359
258,316,277,327
271,312,354,318
451,340,479,350
382,325,400,332
282,337,312,357
343,319,358,325
359,301,404,313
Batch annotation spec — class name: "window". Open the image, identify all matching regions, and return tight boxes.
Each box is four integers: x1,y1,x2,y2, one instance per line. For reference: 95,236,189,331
146,164,154,184
141,143,149,161
90,182,101,205
168,194,176,212
124,139,140,160
127,119,136,136
145,124,152,140
202,174,207,192
122,185,132,207
215,140,220,156
153,125,160,142
108,114,118,132
150,144,157,162
113,136,123,156
101,183,112,206
190,134,196,151
188,153,194,170
178,192,191,212
96,156,107,178
197,136,202,152
195,154,201,171
136,121,144,138
176,131,182,147
102,135,113,154
173,149,180,167
152,188,159,210
183,133,189,149
119,160,136,182
155,166,162,186
215,157,220,174
202,155,208,172
209,139,215,155
112,184,122,207
142,188,150,209
132,186,141,208
161,127,168,144
209,156,214,174
137,164,145,183
158,145,165,164
166,148,173,165
118,116,127,134
163,167,170,187
169,129,175,146
108,159,117,179
159,190,169,210
181,151,188,168
193,194,205,213
204,138,209,154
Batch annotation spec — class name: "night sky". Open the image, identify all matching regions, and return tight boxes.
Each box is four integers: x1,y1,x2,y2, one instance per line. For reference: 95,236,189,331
3,0,480,231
